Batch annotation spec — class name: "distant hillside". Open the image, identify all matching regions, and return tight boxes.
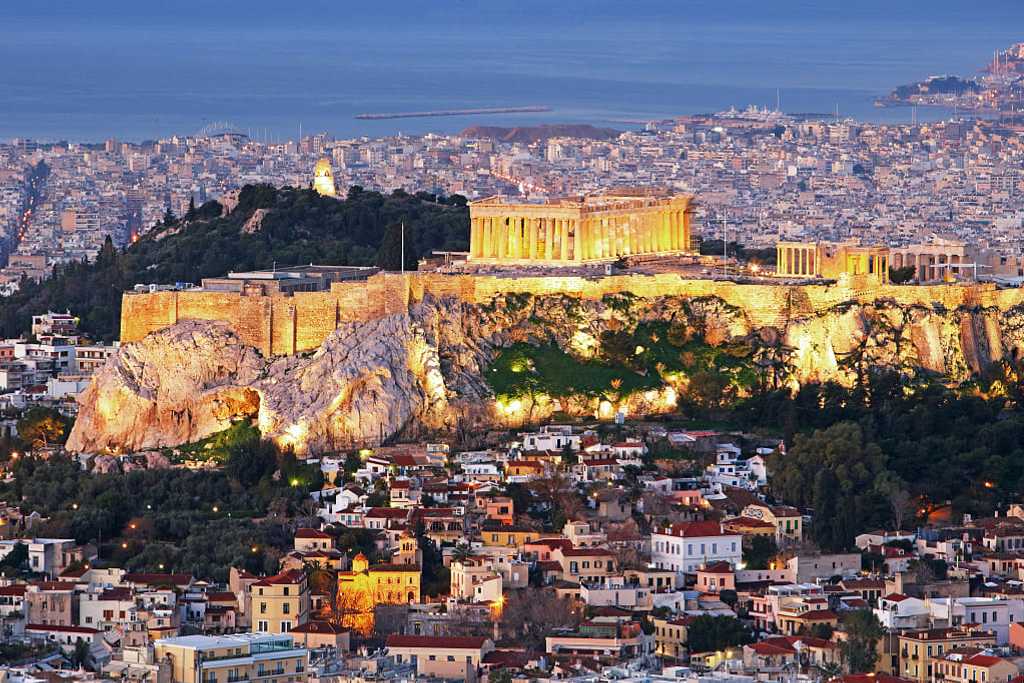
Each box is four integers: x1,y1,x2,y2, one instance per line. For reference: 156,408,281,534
0,185,469,341
459,123,620,143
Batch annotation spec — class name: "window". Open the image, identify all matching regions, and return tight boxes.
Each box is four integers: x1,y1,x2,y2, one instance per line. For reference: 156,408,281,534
282,603,290,615
260,602,267,614
283,587,290,596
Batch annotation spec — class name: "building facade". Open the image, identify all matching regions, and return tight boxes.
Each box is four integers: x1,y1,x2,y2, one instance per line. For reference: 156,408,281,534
650,521,742,578
468,192,694,265
154,632,309,683
776,240,890,284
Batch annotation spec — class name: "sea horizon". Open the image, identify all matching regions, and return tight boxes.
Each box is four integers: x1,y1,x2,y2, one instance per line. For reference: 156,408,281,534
1,1,1021,142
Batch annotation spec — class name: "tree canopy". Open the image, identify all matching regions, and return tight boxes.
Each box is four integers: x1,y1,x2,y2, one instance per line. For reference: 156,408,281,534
0,184,469,341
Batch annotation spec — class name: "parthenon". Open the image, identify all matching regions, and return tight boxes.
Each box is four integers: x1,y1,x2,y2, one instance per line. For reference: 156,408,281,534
467,192,694,264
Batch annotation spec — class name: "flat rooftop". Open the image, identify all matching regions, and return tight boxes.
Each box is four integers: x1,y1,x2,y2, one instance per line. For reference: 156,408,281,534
225,265,378,280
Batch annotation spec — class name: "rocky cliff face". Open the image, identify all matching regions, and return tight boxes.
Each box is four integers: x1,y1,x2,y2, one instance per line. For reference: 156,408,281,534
67,292,1024,455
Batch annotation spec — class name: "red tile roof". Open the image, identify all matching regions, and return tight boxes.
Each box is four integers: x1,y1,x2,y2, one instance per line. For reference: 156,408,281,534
291,619,348,634
662,521,727,538
123,572,192,586
27,624,99,634
295,528,332,539
252,569,306,587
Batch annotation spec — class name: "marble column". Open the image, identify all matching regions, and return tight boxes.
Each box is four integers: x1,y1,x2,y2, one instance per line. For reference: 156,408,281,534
496,217,507,259
517,217,526,260
572,219,581,261
560,218,570,260
480,218,491,258
528,218,538,260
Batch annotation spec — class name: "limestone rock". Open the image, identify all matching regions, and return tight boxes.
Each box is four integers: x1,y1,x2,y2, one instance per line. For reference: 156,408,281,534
67,291,1024,456
66,321,264,453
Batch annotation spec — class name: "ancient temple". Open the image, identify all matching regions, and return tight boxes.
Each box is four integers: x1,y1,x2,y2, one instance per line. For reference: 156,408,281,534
467,192,694,265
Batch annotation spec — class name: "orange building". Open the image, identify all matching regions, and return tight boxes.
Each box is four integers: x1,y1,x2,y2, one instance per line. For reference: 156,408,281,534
336,553,421,635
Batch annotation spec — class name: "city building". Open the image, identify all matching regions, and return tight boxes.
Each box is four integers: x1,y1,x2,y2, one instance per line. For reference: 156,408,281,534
248,569,310,634
650,521,742,578
154,632,310,683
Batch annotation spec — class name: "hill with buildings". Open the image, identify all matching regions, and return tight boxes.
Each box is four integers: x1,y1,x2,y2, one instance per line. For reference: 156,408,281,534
0,184,470,341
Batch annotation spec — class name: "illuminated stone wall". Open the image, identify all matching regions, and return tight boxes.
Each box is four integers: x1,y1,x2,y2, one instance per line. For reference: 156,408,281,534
120,272,1023,356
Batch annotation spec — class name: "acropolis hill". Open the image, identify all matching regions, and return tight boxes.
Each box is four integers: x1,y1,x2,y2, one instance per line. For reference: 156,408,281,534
67,262,1024,456
65,184,1024,455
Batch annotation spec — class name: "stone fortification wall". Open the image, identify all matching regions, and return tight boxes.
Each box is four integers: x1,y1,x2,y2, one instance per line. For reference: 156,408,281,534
120,271,1020,356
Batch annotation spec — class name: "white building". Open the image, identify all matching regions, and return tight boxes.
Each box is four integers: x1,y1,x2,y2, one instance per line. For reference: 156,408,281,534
930,596,1019,645
521,425,581,452
874,593,929,630
705,444,762,491
651,521,742,578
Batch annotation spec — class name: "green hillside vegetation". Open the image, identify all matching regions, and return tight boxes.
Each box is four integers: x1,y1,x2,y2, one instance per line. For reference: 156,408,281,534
486,319,763,412
0,184,469,341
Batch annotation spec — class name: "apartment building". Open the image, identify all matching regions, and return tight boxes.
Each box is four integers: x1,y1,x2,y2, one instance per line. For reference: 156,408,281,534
248,570,310,635
155,632,310,683
651,521,742,577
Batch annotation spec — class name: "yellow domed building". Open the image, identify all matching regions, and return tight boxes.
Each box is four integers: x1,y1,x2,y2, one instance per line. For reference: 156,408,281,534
312,157,337,197
335,546,422,635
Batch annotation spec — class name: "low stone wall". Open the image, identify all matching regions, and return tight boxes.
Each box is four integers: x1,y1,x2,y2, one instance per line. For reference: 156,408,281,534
120,271,1018,356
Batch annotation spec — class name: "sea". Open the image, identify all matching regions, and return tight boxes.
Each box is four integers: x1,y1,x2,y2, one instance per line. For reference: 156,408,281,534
1,0,1022,142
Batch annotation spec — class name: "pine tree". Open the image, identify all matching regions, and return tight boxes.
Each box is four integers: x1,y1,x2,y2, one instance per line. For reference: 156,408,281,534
163,206,177,226
185,196,196,221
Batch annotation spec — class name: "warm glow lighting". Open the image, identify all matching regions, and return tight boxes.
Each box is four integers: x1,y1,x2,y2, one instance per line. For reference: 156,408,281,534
290,478,300,487
212,506,219,513
984,481,994,489
634,345,645,355
121,542,128,549
251,546,259,553
663,387,678,407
